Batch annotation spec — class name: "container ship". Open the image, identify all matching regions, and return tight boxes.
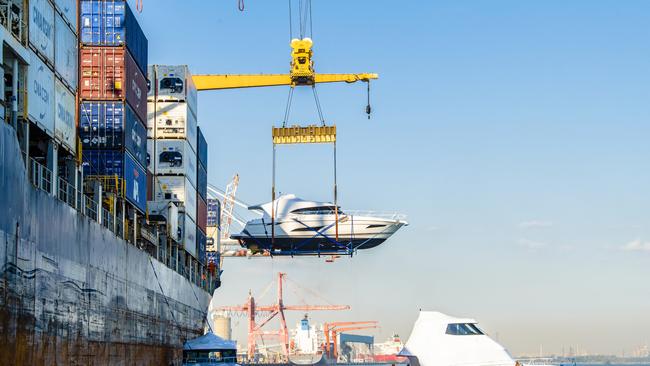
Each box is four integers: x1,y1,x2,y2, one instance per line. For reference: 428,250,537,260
0,0,218,364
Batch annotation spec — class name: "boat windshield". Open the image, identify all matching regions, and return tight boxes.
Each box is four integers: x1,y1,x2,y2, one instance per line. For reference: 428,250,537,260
445,323,484,336
291,206,343,215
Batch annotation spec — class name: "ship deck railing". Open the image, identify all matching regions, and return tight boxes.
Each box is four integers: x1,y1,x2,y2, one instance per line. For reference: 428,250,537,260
0,0,27,45
342,210,407,221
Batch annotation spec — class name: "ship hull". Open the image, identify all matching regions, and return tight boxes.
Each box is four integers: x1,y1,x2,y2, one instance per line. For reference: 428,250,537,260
0,124,211,364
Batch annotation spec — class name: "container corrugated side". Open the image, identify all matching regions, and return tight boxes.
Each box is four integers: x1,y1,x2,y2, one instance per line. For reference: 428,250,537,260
182,213,198,259
197,228,207,265
79,47,147,123
29,0,55,64
79,101,147,168
197,126,208,168
151,65,198,116
154,176,197,221
154,139,198,188
27,50,55,136
79,0,148,73
54,0,78,33
54,79,76,153
197,195,207,233
154,102,198,152
54,12,78,90
197,162,207,200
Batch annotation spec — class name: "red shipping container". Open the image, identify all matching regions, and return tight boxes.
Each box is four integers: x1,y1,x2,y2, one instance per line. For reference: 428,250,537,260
80,47,147,123
197,194,207,233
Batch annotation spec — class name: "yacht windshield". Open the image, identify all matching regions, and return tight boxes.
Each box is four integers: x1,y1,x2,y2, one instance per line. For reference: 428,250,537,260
291,206,342,215
445,323,484,336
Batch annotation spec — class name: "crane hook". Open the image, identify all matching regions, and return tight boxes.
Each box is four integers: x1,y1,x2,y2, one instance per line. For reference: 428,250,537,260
365,81,372,119
238,0,245,11
135,0,143,13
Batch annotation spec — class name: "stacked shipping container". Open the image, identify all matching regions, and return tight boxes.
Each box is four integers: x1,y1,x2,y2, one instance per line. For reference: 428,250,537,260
148,65,205,267
79,0,148,213
26,0,78,155
196,127,208,265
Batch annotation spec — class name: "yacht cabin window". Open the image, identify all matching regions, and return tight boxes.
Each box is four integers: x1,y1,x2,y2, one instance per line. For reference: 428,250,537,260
291,206,342,215
445,323,484,336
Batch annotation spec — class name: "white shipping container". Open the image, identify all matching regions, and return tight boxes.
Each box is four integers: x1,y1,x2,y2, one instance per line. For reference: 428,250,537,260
155,102,198,151
54,0,77,33
146,138,154,174
181,213,197,258
154,139,197,187
28,51,55,136
152,65,198,116
148,200,179,242
154,176,197,221
147,101,155,138
29,0,55,64
54,79,76,153
54,13,78,89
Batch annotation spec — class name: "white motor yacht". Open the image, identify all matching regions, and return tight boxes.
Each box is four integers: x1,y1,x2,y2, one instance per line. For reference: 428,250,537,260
399,311,516,366
231,194,407,253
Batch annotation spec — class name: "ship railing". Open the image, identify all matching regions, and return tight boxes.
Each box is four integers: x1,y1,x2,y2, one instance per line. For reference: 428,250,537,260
102,208,115,232
29,157,52,194
84,195,98,221
343,210,408,221
57,177,78,210
0,0,27,45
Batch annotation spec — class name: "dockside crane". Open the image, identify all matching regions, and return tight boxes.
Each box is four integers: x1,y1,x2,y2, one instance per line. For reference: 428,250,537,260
324,321,379,360
214,272,349,360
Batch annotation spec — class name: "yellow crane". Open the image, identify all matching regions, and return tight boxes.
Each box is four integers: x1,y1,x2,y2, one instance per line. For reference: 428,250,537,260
192,37,378,91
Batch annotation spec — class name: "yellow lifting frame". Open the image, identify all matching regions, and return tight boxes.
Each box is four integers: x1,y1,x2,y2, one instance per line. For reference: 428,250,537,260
272,125,336,145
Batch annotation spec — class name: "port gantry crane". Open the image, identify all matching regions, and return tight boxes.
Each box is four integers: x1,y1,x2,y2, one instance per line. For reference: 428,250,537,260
324,321,379,360
214,272,349,361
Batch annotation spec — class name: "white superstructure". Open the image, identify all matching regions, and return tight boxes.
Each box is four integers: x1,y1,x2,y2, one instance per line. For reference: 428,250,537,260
399,311,516,366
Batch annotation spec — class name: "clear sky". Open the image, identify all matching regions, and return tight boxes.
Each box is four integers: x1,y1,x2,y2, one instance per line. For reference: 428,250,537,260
136,0,650,356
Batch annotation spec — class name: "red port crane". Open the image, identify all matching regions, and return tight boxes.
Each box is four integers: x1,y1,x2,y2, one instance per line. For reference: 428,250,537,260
215,273,349,360
324,321,379,360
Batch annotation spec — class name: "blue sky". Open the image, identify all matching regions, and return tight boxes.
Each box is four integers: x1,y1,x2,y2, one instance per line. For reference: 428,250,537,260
136,1,650,355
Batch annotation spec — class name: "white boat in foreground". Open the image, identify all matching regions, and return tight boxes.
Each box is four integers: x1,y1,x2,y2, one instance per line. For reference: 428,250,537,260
231,194,407,253
399,311,516,366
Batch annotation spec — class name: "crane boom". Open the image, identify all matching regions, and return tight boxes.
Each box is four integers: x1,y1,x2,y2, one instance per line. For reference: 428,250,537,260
193,38,377,91
192,73,378,91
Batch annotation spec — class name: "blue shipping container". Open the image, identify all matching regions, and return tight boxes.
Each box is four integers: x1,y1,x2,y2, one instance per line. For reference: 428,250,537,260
197,126,208,169
207,199,220,227
197,228,207,265
123,151,147,213
198,163,207,200
80,0,148,73
82,150,147,212
79,101,147,168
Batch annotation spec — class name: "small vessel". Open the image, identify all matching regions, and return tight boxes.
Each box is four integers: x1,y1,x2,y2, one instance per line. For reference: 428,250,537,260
231,194,407,254
183,332,238,365
399,311,516,366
